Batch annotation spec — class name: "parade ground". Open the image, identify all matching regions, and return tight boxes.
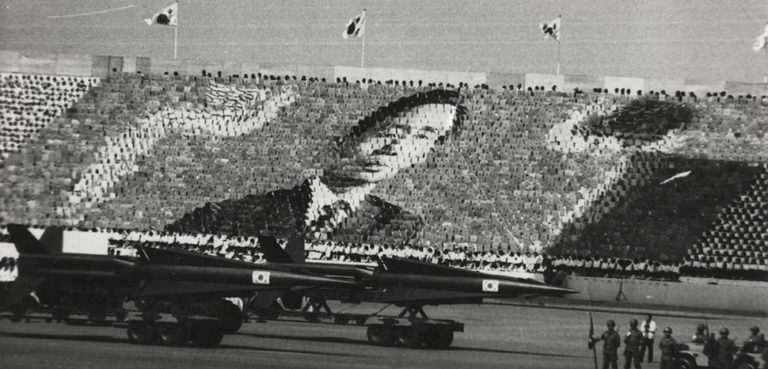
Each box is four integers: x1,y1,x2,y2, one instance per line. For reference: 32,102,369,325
0,302,762,369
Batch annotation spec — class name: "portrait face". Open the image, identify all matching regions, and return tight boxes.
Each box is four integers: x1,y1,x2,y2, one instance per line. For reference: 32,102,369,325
348,103,456,183
322,90,463,188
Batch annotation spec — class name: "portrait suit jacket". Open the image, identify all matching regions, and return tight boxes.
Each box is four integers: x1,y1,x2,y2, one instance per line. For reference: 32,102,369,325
166,90,462,244
166,179,424,244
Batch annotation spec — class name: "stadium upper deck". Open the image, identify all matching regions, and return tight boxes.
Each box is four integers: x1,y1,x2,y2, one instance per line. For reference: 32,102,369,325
1,56,767,273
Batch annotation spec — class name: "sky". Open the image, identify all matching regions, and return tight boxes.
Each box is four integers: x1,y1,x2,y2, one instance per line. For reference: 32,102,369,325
1,0,768,82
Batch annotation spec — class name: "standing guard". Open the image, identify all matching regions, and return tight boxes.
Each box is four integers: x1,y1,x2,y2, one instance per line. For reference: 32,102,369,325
691,324,707,344
715,328,737,369
625,319,643,369
591,319,622,369
658,327,677,369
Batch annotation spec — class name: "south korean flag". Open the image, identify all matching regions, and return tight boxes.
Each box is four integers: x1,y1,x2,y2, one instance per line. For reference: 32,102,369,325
343,10,366,39
145,2,178,26
540,16,561,41
482,279,500,293
251,271,271,285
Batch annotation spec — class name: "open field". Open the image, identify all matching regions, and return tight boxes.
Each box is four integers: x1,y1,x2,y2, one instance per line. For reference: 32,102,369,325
0,302,763,369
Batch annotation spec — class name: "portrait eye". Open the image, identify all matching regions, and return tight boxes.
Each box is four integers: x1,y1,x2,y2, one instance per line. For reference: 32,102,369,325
415,133,428,139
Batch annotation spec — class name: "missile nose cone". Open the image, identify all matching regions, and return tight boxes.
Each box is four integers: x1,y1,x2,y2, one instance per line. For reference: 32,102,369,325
547,285,580,295
493,279,579,295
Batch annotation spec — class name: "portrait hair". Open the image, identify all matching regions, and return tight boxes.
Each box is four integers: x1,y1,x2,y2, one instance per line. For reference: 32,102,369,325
333,89,467,157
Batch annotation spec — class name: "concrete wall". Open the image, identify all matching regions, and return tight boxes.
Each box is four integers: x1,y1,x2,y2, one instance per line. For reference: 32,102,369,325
685,79,727,96
18,51,56,75
604,76,645,94
0,50,21,73
525,73,564,91
334,66,487,86
563,276,768,315
486,72,526,89
562,74,605,92
645,78,685,94
2,49,768,97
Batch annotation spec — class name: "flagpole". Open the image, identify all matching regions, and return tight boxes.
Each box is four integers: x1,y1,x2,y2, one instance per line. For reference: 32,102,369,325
361,31,365,68
173,1,178,59
557,15,562,75
174,25,178,59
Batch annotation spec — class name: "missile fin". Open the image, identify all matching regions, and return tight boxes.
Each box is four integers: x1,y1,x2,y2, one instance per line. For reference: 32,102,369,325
7,224,49,255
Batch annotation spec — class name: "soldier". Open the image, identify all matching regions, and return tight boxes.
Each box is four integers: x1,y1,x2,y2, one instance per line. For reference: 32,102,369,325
625,319,644,369
715,327,737,369
742,326,766,354
592,319,622,369
762,345,768,369
703,332,719,368
658,327,678,369
691,324,707,344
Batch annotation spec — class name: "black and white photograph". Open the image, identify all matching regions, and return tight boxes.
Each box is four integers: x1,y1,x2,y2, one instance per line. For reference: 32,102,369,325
0,1,767,368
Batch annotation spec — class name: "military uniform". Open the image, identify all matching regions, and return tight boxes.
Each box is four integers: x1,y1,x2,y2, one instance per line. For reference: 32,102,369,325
600,329,621,369
625,326,644,369
691,324,707,344
658,328,677,369
716,335,737,369
742,327,766,354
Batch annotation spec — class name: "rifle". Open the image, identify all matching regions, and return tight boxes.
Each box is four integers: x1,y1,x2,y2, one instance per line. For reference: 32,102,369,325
587,298,598,369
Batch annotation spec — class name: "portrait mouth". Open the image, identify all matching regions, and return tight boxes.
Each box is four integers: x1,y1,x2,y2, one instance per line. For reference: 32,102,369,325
362,160,387,172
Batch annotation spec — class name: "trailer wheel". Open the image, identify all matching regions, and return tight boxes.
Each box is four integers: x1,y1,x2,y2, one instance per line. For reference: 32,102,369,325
395,327,422,348
672,357,695,369
157,323,189,347
189,324,224,348
734,361,757,369
366,325,395,346
424,327,454,349
127,321,157,345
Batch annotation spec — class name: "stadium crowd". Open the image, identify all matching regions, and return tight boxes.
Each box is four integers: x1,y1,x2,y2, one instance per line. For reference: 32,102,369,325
0,73,97,159
2,69,768,286
2,225,767,281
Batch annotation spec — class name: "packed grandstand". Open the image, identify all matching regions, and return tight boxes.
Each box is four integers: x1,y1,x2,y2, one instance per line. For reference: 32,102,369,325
1,64,767,283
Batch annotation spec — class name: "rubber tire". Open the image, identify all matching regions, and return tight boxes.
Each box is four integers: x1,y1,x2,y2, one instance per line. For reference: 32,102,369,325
734,362,757,369
672,358,694,369
395,327,422,348
424,327,454,349
219,300,244,334
127,322,157,345
189,324,224,348
157,323,189,347
366,325,395,346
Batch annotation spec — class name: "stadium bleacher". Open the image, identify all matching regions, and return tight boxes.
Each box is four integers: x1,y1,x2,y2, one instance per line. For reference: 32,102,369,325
1,68,767,282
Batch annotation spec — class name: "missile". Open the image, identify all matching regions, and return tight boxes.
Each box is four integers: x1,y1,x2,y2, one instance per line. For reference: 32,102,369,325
370,272,578,296
16,253,356,289
133,264,357,289
3,224,356,308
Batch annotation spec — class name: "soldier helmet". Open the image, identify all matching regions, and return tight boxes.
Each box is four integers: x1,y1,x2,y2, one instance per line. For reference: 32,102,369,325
663,327,672,334
630,319,638,327
720,327,729,336
750,326,759,332
606,319,616,327
696,324,706,331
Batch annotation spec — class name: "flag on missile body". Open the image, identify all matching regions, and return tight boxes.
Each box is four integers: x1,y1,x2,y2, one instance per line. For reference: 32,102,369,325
540,16,561,41
660,170,692,185
145,2,178,26
343,10,366,39
753,24,768,52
